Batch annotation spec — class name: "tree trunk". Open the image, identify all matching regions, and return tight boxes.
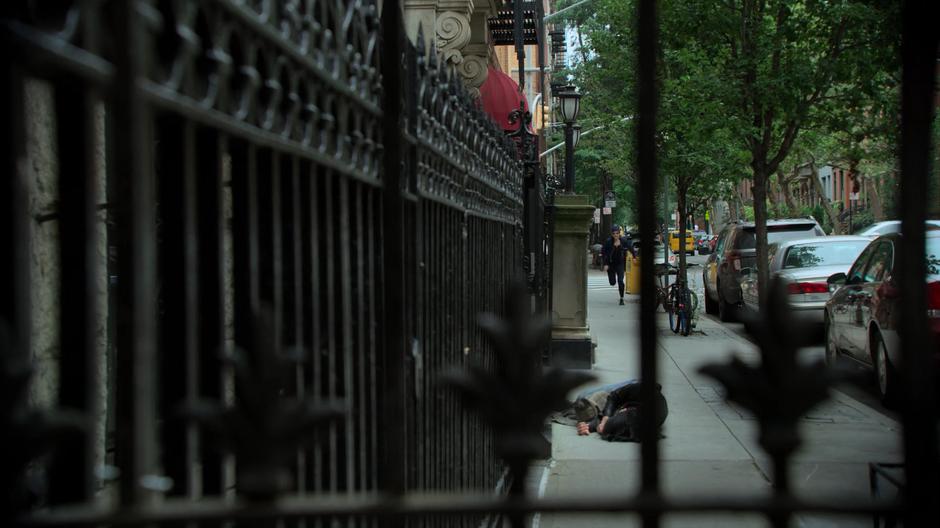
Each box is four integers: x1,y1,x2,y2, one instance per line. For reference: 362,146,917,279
808,160,842,234
867,176,885,221
753,163,770,310
846,156,862,232
731,185,745,221
678,184,687,285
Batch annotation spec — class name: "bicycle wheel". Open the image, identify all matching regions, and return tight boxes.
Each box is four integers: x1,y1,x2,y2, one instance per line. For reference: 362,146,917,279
668,285,680,333
685,291,698,335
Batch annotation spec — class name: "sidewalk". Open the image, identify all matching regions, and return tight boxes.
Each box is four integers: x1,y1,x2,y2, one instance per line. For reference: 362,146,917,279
533,268,902,528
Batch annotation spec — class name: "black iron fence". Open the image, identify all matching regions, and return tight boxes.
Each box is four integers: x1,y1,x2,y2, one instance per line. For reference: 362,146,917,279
2,0,525,526
3,1,939,528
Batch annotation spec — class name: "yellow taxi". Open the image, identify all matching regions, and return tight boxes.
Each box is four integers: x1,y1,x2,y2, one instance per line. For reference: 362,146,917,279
669,230,696,254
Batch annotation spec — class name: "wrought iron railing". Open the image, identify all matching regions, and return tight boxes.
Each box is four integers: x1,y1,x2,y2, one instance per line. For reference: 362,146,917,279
3,1,938,528
2,1,524,526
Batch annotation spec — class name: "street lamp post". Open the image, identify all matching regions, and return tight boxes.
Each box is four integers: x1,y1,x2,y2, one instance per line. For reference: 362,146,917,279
556,87,582,192
548,86,594,369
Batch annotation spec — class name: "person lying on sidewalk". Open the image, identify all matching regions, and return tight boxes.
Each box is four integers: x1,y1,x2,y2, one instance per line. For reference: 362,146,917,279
572,381,668,442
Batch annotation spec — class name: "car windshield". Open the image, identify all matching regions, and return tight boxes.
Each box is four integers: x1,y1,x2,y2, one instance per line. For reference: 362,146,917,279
735,224,821,249
782,240,870,269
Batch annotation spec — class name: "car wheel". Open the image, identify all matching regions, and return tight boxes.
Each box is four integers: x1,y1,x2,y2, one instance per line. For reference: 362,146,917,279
717,283,735,322
704,273,718,315
872,332,898,406
824,314,839,366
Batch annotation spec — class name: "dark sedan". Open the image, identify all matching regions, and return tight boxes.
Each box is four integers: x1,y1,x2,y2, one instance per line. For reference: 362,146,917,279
824,231,940,404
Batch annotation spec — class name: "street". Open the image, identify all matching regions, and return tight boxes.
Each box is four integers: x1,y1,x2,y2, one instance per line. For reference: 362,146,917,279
683,253,897,418
537,255,903,528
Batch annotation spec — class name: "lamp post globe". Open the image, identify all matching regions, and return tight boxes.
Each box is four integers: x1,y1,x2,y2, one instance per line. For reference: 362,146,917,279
557,89,581,124
571,124,582,148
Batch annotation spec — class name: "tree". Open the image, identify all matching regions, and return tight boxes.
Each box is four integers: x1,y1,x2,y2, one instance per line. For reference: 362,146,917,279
661,0,900,306
568,0,747,281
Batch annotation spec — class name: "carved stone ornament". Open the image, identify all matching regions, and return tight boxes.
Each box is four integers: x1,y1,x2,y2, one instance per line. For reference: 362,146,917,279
458,54,488,94
436,11,471,53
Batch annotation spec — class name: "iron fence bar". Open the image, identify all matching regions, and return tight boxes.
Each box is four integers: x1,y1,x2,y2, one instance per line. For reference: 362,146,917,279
306,162,324,500
339,177,357,493
0,36,28,369
181,121,201,499
138,81,382,184
195,127,225,497
213,0,383,118
153,115,196,498
0,38,37,525
271,151,285,357
636,1,661,527
413,137,522,204
110,0,159,507
323,173,340,493
0,20,114,87
47,74,99,505
898,2,940,525
366,188,380,495
351,182,365,496
298,160,315,501
379,0,408,514
256,148,276,335
430,202,440,496
15,486,905,526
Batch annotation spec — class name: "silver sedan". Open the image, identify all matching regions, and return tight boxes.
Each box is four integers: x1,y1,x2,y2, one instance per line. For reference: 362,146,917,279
739,236,871,327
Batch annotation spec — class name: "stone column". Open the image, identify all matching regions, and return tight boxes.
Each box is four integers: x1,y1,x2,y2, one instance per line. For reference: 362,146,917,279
403,1,438,49
550,194,596,369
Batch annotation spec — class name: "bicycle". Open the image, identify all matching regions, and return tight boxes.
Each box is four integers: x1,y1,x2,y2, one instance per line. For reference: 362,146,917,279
667,279,698,336
653,263,677,314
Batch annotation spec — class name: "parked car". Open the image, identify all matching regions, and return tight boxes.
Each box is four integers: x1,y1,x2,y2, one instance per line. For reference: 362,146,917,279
739,236,870,331
824,231,940,404
854,219,940,238
694,232,712,255
703,218,826,321
707,234,719,252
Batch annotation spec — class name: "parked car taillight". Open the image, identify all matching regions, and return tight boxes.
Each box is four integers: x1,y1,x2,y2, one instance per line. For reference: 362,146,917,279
786,282,829,295
928,281,940,317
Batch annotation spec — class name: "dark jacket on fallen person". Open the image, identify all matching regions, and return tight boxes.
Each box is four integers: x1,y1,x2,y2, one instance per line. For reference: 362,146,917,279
585,381,668,442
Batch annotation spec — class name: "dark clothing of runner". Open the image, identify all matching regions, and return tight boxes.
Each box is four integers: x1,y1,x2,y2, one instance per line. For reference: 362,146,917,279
602,236,636,299
601,236,636,268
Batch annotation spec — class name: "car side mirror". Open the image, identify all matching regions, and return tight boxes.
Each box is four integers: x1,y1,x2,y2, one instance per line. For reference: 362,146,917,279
827,272,846,292
740,267,752,277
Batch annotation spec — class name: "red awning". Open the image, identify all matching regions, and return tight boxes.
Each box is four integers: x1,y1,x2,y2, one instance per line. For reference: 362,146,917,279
478,66,530,132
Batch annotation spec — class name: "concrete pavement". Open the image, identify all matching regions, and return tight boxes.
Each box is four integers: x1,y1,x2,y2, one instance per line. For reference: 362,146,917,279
533,265,902,528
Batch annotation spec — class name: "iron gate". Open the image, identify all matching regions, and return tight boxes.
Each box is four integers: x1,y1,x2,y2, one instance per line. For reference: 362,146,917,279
2,1,939,528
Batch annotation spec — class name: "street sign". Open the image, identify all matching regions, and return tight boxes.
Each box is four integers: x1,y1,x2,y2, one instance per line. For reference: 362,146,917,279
604,200,616,208
849,192,860,201
704,210,710,221
603,190,615,201
593,209,600,223
602,207,612,215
